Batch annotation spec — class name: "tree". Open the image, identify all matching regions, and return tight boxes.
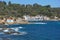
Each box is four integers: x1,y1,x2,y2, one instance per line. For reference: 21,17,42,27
8,1,11,5
3,1,6,5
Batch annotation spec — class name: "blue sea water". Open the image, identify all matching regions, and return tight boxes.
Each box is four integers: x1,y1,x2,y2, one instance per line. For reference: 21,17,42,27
0,21,60,40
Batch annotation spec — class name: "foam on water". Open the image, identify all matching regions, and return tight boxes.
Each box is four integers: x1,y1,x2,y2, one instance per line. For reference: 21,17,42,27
10,27,27,35
10,31,27,35
29,22,47,24
18,26,23,29
11,26,23,31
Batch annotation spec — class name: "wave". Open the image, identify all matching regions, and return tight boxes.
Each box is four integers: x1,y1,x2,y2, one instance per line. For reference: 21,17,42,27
29,22,47,24
10,32,27,35
10,26,23,31
10,27,27,35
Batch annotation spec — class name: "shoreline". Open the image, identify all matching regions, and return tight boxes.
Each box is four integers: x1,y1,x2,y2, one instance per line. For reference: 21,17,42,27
0,16,60,25
0,20,60,25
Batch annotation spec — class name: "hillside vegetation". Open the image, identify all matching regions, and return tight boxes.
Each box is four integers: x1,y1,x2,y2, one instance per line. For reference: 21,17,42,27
0,1,60,18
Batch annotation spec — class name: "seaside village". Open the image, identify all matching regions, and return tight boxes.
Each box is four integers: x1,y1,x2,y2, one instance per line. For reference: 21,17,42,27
0,15,59,24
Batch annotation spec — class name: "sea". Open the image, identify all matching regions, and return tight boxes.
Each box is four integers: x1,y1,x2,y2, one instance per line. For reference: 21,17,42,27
0,21,60,40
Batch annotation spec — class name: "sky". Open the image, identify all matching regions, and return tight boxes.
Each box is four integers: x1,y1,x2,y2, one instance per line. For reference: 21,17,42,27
1,0,60,7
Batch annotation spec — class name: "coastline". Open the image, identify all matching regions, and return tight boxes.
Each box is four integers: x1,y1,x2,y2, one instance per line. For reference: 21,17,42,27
1,20,60,25
0,16,60,25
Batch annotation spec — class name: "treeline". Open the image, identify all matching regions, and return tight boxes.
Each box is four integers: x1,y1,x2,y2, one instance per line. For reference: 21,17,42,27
0,1,60,18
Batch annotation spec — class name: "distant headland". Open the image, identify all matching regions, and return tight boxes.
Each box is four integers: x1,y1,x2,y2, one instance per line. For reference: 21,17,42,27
0,1,60,24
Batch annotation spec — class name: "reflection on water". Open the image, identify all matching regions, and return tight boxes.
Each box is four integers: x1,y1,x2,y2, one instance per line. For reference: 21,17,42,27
0,37,11,40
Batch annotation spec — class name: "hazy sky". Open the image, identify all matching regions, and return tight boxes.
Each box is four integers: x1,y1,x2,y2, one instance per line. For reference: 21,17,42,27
2,0,60,7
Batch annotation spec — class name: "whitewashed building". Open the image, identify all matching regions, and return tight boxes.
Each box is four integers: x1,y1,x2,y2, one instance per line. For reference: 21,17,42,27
23,15,44,21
